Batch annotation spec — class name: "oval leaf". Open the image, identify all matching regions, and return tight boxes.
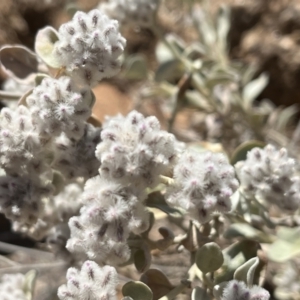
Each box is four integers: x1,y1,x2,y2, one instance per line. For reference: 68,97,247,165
134,246,151,273
122,281,153,300
35,26,61,68
155,59,184,83
0,45,38,79
196,242,224,274
224,223,274,243
231,140,265,165
242,73,268,108
234,257,259,286
23,269,38,300
123,55,148,80
140,269,173,300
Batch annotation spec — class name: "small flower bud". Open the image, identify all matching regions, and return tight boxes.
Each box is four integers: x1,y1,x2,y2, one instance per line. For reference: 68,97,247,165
166,149,239,223
54,9,126,87
235,145,300,211
26,77,94,140
58,260,118,300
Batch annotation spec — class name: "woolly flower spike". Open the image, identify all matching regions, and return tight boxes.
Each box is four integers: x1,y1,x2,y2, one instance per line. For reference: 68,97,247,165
53,124,101,180
0,273,26,300
221,280,270,300
0,105,45,177
0,175,53,226
58,260,118,300
54,9,126,87
99,0,160,28
235,145,300,211
26,77,94,140
166,149,239,223
13,183,82,241
96,110,180,190
67,176,149,265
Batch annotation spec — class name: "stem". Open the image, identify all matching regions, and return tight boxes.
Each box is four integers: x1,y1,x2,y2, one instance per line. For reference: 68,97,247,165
0,91,22,100
0,241,53,258
202,273,214,290
158,280,191,300
0,261,67,274
168,73,192,132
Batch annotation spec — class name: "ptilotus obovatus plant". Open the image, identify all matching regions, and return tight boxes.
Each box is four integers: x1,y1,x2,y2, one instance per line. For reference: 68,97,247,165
0,2,299,300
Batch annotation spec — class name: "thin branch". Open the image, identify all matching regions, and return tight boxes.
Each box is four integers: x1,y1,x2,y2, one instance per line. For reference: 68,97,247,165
0,261,67,274
0,91,22,100
0,241,54,258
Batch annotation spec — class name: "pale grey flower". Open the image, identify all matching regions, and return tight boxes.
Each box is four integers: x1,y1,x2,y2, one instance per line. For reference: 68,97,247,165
54,9,126,87
58,260,118,300
235,145,300,211
166,149,238,223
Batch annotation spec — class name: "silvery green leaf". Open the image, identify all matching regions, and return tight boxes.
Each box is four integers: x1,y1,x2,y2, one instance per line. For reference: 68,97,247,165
23,270,37,300
194,8,216,47
122,281,153,300
241,64,258,86
267,239,300,262
216,240,261,284
196,242,224,274
205,75,234,90
140,269,174,300
224,223,275,243
217,6,230,54
123,55,148,80
184,90,212,111
155,42,175,63
34,74,50,86
234,257,259,286
155,59,185,83
35,26,61,68
166,34,186,54
155,227,174,250
192,286,212,300
230,140,265,165
0,45,38,79
134,245,152,273
184,43,206,59
274,104,298,131
242,73,268,108
267,227,300,262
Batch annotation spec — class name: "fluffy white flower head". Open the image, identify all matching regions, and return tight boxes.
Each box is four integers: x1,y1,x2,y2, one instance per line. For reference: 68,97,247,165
53,124,101,180
0,105,43,176
54,9,126,87
57,260,118,300
96,110,179,189
221,280,270,300
166,149,239,223
99,0,160,27
26,76,94,139
0,273,27,300
235,145,300,211
67,176,148,265
0,175,53,226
